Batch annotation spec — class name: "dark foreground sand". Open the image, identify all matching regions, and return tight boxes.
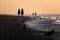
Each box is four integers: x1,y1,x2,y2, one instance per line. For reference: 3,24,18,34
0,15,33,40
0,15,59,40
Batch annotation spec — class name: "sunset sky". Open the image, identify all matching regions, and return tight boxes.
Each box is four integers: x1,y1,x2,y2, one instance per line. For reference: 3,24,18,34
0,0,60,15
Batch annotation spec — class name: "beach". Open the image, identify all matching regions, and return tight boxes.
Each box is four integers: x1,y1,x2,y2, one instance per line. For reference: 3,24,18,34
0,15,33,40
0,15,60,40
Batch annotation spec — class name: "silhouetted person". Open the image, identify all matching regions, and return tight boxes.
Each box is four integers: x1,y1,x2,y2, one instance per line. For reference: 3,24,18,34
43,29,55,36
22,21,25,23
23,24,26,30
35,12,37,16
17,9,20,16
21,8,24,16
32,13,34,16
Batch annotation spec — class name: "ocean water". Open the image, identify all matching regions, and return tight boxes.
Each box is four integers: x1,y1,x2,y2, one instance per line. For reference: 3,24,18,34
25,20,60,31
25,16,60,30
24,16,60,40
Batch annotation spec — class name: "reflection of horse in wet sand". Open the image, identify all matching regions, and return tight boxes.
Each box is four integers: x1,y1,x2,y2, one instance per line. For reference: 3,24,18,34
43,29,55,40
43,29,55,36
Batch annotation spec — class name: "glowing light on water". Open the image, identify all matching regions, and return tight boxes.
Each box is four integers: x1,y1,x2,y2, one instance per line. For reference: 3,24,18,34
24,20,55,31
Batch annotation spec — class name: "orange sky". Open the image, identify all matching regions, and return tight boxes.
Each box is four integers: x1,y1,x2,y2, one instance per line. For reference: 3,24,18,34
0,0,60,15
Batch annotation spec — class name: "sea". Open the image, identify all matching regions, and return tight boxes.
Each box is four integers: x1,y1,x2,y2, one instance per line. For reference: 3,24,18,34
24,15,60,40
